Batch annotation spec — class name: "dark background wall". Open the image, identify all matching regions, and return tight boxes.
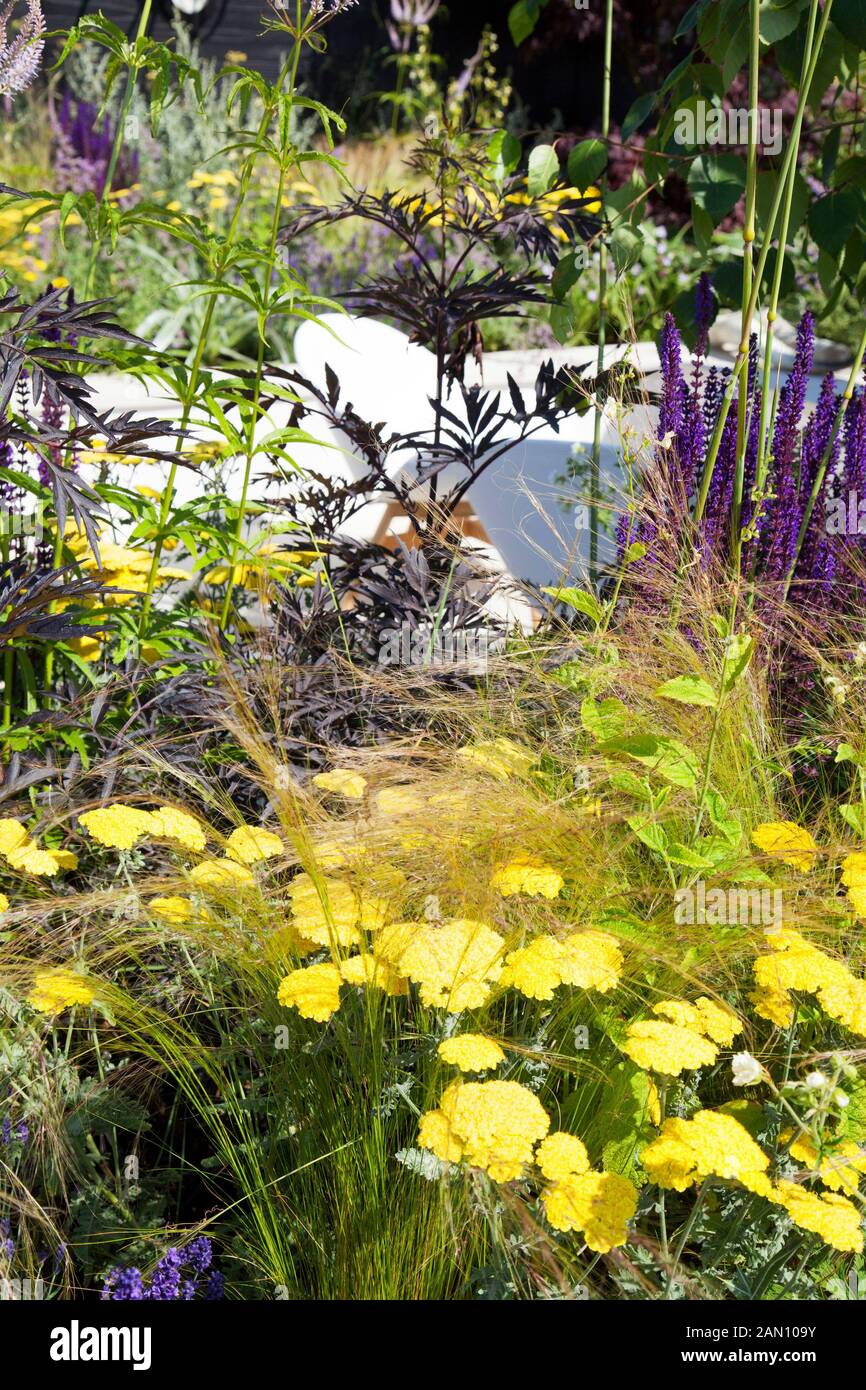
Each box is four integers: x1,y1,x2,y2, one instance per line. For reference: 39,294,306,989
43,1,667,134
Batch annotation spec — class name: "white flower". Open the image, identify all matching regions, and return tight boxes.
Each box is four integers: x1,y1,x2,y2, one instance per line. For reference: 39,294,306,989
805,1071,828,1090
834,1090,850,1109
854,642,866,668
731,1052,764,1086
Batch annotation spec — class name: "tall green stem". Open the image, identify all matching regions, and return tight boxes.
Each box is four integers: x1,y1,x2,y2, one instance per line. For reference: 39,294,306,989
137,43,303,639
588,0,613,585
83,0,153,298
730,0,760,570
693,0,833,530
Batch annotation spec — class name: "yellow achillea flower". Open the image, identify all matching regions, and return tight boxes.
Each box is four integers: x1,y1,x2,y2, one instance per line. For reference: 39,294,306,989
841,850,866,889
752,928,866,1038
623,1021,718,1076
490,857,563,899
542,1171,637,1251
149,896,194,923
558,931,623,992
751,821,818,871
536,1131,590,1181
263,924,319,963
750,983,794,1028
148,807,207,853
313,769,367,800
499,937,564,1000
390,919,505,1011
289,873,362,947
340,953,408,996
775,1180,863,1253
652,996,742,1046
500,931,622,1001
457,737,536,781
5,844,61,876
28,969,95,1015
642,1110,772,1196
48,849,78,871
189,859,255,890
418,1079,550,1181
277,962,342,1022
784,1131,866,1195
225,825,283,865
79,806,155,851
0,819,29,856
437,1034,505,1073
0,893,7,913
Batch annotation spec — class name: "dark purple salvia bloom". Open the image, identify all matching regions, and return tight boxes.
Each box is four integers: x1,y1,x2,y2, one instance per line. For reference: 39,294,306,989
53,91,139,196
0,1117,10,1145
102,1243,223,1301
205,1271,225,1301
658,311,686,445
185,1236,212,1274
694,272,714,350
762,311,815,580
798,373,841,591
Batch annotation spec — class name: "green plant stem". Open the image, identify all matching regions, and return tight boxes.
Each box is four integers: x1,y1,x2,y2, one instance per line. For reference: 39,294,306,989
83,0,153,298
749,0,823,572
137,46,303,640
781,322,866,600
219,2,306,626
730,0,760,570
693,0,832,531
665,1180,708,1299
588,0,613,585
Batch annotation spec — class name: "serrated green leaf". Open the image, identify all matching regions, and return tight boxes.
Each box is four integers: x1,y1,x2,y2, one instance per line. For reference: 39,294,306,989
581,696,629,741
542,585,603,624
567,138,607,189
527,143,559,197
655,674,718,707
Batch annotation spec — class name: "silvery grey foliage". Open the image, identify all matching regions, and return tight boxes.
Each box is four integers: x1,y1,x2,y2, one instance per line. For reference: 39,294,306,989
0,0,44,97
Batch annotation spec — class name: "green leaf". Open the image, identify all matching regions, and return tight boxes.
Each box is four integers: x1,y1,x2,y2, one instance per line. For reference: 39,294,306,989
839,803,866,837
508,0,547,46
550,250,582,300
722,631,754,691
666,842,717,869
627,816,670,855
609,225,642,276
542,585,603,624
567,138,607,189
581,696,629,741
654,674,718,707
601,735,699,789
809,188,863,258
527,143,559,196
759,0,805,45
833,0,866,49
487,129,522,180
621,92,657,141
688,153,747,223
676,0,713,39
706,790,742,847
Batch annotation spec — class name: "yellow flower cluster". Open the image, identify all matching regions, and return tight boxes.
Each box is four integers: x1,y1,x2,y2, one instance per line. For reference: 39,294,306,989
490,856,564,899
541,1170,638,1251
339,952,408,996
535,1131,590,1181
149,896,194,923
189,859,254,890
623,996,741,1076
437,1034,505,1073
456,737,536,781
752,928,866,1037
499,930,622,1001
842,851,866,916
28,968,95,1015
418,1079,550,1181
313,769,367,800
642,1110,772,1197
277,962,342,1022
751,821,818,871
289,869,403,949
775,1181,863,1253
225,825,283,864
380,918,505,1010
79,805,206,854
0,819,77,878
784,1130,866,1195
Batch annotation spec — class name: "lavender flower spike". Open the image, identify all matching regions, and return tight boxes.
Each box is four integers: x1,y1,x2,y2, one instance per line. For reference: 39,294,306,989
0,1,45,97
